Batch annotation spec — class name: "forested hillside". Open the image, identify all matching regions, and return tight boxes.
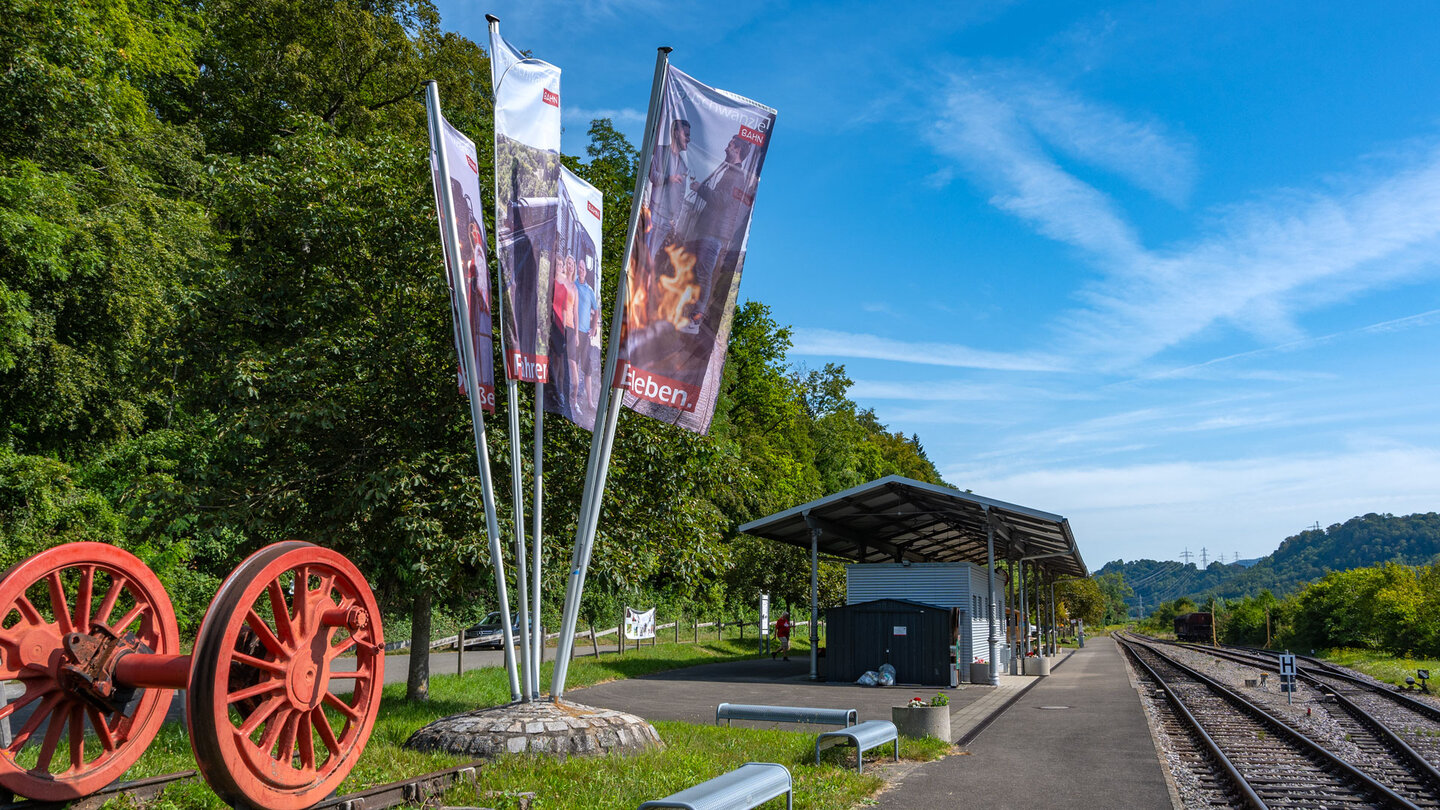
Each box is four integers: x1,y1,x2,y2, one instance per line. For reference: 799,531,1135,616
0,0,947,682
1098,512,1440,616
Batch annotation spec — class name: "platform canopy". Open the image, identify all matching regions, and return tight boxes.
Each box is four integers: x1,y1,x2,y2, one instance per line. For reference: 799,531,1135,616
737,475,1088,579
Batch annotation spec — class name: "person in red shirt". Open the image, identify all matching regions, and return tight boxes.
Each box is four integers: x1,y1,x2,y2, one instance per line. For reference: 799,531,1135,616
773,611,792,661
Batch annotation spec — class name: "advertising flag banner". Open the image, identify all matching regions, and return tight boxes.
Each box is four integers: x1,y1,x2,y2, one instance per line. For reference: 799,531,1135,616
429,112,496,412
492,40,562,384
617,65,777,434
543,166,604,430
624,607,656,640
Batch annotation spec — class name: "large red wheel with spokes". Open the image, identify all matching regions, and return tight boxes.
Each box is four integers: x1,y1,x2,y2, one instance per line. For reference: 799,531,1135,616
187,542,384,810
0,543,179,801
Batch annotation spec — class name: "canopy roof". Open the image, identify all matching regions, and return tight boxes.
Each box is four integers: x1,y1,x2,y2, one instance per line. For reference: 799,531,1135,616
737,475,1088,579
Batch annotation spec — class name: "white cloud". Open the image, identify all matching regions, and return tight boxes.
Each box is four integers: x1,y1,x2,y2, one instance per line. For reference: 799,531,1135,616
790,327,1068,372
849,379,1088,402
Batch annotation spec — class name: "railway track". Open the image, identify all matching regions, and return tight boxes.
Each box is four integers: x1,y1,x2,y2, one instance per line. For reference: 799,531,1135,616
0,761,530,810
1119,633,1429,808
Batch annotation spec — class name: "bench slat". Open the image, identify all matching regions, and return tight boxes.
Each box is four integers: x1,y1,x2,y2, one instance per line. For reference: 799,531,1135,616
715,702,857,727
815,720,899,775
639,762,791,810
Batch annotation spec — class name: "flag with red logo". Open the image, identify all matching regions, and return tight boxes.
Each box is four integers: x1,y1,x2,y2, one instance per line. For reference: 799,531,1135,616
491,32,563,384
617,64,777,434
429,111,496,412
542,166,604,430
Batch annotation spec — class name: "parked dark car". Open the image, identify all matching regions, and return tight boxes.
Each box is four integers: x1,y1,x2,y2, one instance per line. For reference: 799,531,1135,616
1174,612,1214,642
463,611,520,649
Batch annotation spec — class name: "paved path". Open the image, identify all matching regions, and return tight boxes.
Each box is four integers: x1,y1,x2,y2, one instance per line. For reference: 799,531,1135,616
871,636,1177,810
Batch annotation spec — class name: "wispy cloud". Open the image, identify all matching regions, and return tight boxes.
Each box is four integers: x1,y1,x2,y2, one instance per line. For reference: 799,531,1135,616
946,446,1440,561
928,68,1440,370
790,327,1068,372
849,379,1093,402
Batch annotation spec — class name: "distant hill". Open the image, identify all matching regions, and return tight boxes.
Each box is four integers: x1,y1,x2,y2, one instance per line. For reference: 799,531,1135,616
1099,512,1440,617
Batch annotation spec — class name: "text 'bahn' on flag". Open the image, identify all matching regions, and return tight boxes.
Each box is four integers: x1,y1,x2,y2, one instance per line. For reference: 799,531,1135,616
429,110,496,412
491,36,562,388
617,64,777,434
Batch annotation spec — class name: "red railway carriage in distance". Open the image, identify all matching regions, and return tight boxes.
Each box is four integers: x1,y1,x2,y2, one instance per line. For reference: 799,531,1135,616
1174,611,1214,642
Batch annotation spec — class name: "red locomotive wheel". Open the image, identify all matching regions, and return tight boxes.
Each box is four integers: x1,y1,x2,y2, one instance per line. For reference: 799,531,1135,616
187,543,384,810
0,543,179,800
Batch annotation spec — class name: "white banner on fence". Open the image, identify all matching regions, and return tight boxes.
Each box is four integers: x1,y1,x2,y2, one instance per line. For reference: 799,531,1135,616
624,607,656,640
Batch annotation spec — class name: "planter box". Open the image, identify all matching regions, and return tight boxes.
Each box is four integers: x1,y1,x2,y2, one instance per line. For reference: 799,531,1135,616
970,662,990,684
1024,655,1051,676
892,705,951,741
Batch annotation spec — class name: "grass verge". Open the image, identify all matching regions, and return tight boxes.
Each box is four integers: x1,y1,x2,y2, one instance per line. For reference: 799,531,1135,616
109,635,949,809
1319,647,1440,691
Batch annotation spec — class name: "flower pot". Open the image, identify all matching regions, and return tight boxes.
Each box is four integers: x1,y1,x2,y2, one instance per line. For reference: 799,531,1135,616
892,705,951,740
970,662,990,684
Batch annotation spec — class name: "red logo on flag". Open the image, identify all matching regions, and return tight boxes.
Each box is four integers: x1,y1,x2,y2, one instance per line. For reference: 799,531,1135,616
738,125,765,146
587,201,601,219
543,89,560,107
466,155,479,175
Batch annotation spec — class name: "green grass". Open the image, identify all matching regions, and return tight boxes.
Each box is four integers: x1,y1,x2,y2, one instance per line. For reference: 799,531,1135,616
1317,648,1440,690
100,634,948,809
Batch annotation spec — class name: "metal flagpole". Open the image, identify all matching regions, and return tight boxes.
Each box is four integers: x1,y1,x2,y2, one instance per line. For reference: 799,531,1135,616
425,81,521,701
550,46,672,700
486,15,536,701
531,388,544,697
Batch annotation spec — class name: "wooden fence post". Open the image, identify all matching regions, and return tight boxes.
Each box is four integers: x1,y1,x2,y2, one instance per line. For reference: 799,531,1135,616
589,622,600,658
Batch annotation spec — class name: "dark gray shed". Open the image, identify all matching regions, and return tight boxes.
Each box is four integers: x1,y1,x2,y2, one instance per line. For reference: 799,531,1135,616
824,598,953,686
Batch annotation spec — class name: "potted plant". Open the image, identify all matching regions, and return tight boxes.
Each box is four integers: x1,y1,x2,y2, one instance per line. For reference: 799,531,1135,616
892,692,951,740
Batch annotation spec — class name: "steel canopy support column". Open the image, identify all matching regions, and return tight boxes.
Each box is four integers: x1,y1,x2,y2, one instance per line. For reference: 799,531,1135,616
1008,554,1018,676
1019,560,1029,660
985,507,999,686
805,512,820,681
1049,575,1058,655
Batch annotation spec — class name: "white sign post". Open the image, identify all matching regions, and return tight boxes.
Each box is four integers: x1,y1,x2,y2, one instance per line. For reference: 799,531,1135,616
759,593,770,656
1279,652,1297,703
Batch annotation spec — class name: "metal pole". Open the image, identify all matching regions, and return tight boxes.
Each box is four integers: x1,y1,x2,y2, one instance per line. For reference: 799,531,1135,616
1020,560,1029,660
1008,556,1019,676
985,507,999,686
550,46,672,700
809,520,820,681
486,14,535,703
530,384,544,698
1049,576,1057,656
426,81,521,701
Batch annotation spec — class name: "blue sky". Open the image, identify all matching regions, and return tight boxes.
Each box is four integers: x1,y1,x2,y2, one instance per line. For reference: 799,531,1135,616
440,0,1440,568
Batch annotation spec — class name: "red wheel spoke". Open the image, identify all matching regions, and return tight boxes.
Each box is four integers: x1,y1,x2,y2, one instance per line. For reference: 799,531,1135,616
292,566,309,637
109,602,147,635
254,707,289,755
226,679,284,705
266,579,296,646
68,704,84,773
35,700,69,772
0,683,55,721
321,692,361,723
73,565,95,634
14,594,44,627
45,572,73,636
325,635,357,662
327,670,365,680
274,709,300,766
310,706,342,759
93,575,127,628
8,690,61,751
297,712,316,772
237,694,286,737
232,651,287,677
245,609,289,658
86,707,116,752
313,574,336,611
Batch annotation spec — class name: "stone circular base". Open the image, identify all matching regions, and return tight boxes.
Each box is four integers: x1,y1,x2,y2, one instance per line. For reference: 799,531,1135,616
404,699,663,758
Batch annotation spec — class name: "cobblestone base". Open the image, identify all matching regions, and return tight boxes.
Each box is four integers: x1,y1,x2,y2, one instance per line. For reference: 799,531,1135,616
404,699,663,759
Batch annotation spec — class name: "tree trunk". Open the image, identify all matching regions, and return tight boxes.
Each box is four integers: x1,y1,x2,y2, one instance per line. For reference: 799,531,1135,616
407,591,432,701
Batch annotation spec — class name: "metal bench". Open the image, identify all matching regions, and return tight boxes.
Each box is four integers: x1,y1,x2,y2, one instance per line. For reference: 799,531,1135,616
638,761,792,810
815,719,899,774
715,702,858,728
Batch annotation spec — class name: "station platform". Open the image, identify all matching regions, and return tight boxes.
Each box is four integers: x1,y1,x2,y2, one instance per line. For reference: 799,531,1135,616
570,635,1177,810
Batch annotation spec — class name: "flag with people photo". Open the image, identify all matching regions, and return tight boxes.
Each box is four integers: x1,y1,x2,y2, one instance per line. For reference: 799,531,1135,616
617,64,777,434
542,166,604,430
429,111,496,412
491,30,563,384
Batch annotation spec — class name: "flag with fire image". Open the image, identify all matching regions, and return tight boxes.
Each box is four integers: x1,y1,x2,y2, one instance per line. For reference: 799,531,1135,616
493,48,563,385
541,166,604,430
429,112,496,412
618,64,777,433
